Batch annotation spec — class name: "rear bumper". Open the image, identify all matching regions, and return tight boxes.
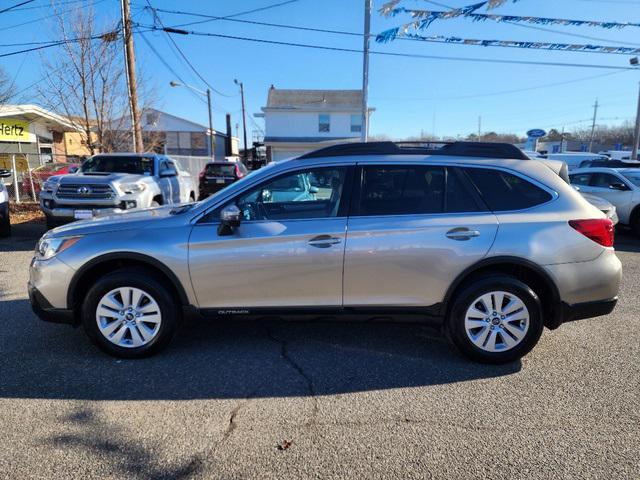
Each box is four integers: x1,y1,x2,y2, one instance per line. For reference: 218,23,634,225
28,282,77,326
561,297,618,323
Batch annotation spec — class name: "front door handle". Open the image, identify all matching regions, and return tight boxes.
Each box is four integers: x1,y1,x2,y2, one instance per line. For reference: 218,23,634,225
446,227,480,241
308,235,342,248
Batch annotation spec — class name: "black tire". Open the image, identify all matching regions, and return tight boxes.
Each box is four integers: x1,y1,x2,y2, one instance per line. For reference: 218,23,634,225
445,275,544,364
0,205,10,238
631,211,640,237
81,268,180,358
189,193,196,202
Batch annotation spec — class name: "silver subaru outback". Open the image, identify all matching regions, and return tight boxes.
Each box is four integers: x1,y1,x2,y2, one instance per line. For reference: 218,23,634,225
28,142,621,363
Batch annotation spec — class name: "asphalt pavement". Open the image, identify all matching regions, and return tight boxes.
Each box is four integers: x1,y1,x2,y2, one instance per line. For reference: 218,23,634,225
0,223,638,479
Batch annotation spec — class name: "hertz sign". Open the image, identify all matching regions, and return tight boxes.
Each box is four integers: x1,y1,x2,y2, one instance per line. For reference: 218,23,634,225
0,119,31,142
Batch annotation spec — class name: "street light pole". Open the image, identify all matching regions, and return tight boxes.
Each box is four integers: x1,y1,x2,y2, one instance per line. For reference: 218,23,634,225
235,79,248,164
361,0,372,142
632,81,640,161
169,81,215,159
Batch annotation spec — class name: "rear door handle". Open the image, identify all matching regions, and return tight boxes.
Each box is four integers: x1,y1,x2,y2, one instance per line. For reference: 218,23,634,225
308,235,342,248
446,227,480,241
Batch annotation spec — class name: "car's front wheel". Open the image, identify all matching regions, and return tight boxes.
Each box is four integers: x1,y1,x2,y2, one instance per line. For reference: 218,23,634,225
0,204,10,238
446,275,544,364
82,268,180,358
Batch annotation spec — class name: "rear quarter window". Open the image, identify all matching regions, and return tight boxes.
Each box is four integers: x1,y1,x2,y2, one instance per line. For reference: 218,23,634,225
465,168,552,211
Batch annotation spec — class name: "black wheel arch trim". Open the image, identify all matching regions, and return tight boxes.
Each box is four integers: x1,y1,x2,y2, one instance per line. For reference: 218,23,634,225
441,256,561,318
67,252,190,309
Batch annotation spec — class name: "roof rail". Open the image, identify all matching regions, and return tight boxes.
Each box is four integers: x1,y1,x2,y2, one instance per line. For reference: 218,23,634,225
296,141,529,160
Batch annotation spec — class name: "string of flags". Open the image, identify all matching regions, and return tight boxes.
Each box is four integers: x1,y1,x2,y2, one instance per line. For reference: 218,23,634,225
375,31,640,56
380,5,640,31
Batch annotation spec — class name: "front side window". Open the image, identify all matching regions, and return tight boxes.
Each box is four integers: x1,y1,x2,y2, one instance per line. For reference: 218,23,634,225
622,172,640,187
350,114,362,133
318,114,330,132
570,173,592,186
232,167,347,221
590,173,625,189
465,168,552,211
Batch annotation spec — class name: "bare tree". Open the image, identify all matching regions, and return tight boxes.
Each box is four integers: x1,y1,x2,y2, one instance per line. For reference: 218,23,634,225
0,67,16,104
38,6,157,153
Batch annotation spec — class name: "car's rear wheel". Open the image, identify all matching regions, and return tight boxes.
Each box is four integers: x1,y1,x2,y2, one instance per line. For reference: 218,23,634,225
446,275,544,364
82,269,180,358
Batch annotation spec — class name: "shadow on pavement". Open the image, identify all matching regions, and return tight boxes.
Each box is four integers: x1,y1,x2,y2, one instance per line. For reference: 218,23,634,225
615,230,640,253
0,297,520,401
0,222,46,252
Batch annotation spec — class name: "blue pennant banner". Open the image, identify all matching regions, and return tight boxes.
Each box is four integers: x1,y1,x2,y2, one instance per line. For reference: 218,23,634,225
380,5,640,30
375,30,640,55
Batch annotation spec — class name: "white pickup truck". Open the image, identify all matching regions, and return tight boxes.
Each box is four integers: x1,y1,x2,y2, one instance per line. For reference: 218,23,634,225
40,153,196,228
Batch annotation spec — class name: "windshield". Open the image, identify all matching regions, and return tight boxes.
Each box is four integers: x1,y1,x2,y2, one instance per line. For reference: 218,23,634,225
622,172,640,187
82,155,155,175
195,164,274,207
205,164,235,176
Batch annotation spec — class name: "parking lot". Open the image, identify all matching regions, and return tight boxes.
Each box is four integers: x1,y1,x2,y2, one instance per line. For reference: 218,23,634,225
0,223,638,480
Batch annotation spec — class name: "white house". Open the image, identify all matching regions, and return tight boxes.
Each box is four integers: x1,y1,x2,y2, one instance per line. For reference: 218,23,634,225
255,87,371,162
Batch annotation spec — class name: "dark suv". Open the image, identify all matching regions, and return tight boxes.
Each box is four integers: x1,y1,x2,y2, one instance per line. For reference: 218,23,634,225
198,161,248,200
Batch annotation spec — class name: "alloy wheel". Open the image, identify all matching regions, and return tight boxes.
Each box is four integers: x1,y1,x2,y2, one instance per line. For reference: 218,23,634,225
464,290,530,353
95,287,162,348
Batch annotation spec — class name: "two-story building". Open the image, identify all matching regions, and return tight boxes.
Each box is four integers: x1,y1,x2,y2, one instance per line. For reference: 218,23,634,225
256,87,371,162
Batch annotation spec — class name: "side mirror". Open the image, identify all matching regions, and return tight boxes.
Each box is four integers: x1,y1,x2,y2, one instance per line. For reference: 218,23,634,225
0,169,11,178
573,185,581,192
159,168,177,178
217,204,241,236
609,182,629,191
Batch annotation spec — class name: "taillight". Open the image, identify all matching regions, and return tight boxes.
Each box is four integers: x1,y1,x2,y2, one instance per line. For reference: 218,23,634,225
199,169,206,180
569,218,614,247
235,165,244,178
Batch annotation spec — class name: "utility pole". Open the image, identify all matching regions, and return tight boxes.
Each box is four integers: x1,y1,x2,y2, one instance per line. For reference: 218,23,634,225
478,116,482,139
559,126,565,153
589,99,599,152
120,0,143,152
632,82,640,161
361,0,371,142
234,79,248,164
206,88,215,159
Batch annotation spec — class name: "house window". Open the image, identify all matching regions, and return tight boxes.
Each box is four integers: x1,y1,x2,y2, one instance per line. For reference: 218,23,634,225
350,114,362,133
318,114,330,132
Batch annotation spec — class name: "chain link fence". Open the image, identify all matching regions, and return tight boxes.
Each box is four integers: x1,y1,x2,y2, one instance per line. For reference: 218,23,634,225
2,153,84,204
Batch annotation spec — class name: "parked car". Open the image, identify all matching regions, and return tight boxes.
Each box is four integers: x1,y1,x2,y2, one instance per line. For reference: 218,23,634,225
570,167,640,235
578,159,640,169
40,153,196,229
0,169,12,237
545,153,609,170
578,191,618,225
29,141,621,363
198,161,248,200
599,150,639,161
22,162,80,196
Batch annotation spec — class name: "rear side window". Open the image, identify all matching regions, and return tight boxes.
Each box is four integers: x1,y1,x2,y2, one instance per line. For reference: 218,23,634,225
465,168,552,211
570,173,591,186
358,166,445,216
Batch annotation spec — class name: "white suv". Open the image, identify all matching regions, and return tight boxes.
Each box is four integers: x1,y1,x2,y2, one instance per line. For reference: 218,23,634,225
570,167,640,235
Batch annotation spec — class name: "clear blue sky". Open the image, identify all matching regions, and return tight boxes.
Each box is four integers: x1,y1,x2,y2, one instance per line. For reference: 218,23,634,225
2,0,639,140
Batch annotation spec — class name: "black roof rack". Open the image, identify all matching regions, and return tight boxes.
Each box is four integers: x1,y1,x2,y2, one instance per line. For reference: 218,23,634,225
296,141,529,160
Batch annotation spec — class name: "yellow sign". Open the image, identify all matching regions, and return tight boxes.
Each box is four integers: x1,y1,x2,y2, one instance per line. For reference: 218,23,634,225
0,154,28,172
0,119,31,142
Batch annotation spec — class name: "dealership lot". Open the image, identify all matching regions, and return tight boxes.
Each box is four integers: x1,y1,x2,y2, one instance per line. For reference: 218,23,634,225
1,224,638,479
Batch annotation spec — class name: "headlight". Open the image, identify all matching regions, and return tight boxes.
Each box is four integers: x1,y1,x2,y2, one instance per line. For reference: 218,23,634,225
121,183,146,194
43,180,57,192
36,236,82,260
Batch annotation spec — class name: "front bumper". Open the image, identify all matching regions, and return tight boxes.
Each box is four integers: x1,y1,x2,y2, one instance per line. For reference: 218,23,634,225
28,282,77,325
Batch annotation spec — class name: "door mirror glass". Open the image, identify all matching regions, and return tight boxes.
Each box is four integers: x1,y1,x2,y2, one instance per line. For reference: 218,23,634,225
609,182,629,191
218,204,241,236
0,169,11,178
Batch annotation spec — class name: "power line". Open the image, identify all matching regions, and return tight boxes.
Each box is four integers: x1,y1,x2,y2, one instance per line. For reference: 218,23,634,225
139,23,639,71
135,28,209,107
143,0,234,98
0,0,35,14
5,0,89,12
